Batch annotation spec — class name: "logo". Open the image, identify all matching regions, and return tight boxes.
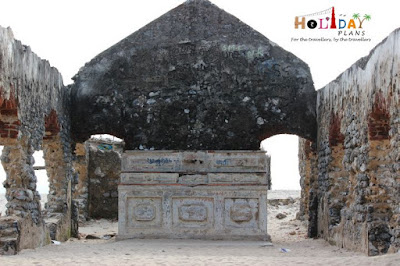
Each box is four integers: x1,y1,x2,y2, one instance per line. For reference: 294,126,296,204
292,7,372,42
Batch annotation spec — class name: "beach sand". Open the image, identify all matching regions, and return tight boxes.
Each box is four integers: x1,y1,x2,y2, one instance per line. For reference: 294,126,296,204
0,191,399,265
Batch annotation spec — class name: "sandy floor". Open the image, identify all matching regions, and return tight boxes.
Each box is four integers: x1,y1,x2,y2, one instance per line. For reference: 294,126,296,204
1,191,399,265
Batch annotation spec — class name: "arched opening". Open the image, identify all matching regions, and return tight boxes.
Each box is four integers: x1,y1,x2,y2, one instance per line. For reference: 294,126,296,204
260,134,307,242
260,134,300,191
32,150,50,212
89,134,123,143
74,134,124,240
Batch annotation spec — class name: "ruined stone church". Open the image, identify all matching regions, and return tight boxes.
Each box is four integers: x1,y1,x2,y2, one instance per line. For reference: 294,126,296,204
0,0,398,256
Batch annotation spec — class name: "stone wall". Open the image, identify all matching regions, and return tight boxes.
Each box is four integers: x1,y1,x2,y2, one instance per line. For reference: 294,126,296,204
87,139,123,219
0,26,74,254
299,28,400,255
70,0,317,150
73,142,89,221
297,139,317,229
72,138,124,221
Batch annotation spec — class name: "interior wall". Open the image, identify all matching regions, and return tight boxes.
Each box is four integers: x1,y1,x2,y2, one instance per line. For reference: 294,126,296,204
87,139,124,220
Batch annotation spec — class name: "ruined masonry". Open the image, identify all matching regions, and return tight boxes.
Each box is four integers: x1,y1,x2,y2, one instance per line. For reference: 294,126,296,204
299,28,400,255
0,26,75,254
73,139,124,221
0,0,399,256
70,0,317,149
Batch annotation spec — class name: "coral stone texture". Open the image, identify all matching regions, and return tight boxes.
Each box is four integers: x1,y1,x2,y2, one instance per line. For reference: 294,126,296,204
0,26,75,254
299,28,400,255
70,0,317,149
87,139,123,220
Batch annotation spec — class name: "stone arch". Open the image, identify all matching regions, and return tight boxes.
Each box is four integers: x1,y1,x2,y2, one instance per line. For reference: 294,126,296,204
73,134,125,222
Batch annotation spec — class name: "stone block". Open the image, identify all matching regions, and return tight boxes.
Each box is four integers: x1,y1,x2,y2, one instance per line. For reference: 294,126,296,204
118,151,270,241
121,151,269,174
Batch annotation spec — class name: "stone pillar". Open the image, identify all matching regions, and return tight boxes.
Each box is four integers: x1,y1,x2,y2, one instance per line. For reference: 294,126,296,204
298,138,317,224
1,139,42,222
43,136,70,214
298,138,319,238
0,138,49,255
72,142,89,221
42,135,72,241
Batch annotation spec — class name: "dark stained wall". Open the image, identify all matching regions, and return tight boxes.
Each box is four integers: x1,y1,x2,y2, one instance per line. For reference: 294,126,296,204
70,0,317,149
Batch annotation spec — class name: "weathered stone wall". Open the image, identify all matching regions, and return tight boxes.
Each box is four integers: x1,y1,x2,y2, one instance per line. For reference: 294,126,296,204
299,28,400,255
72,139,124,221
70,0,317,150
297,138,317,226
0,26,74,254
87,139,123,219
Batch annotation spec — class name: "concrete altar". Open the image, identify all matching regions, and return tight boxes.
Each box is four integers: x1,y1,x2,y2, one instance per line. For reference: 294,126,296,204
118,151,270,241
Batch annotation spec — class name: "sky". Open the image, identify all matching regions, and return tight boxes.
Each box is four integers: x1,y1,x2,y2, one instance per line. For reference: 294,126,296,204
0,0,399,194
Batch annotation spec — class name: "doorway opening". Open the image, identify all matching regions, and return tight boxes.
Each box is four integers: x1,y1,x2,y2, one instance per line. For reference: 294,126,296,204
260,134,300,192
32,150,50,212
260,134,307,242
75,134,124,240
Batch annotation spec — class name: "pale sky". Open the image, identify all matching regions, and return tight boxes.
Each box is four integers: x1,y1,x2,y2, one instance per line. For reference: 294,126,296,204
0,0,399,194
